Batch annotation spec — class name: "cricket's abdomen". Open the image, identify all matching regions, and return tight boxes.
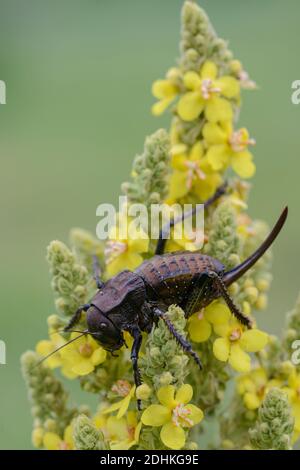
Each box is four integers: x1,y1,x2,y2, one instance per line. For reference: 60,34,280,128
135,251,224,306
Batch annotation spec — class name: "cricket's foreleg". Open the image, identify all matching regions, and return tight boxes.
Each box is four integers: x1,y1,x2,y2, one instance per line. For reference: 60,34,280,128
208,271,253,328
154,182,227,255
130,327,143,410
64,304,91,332
153,307,202,370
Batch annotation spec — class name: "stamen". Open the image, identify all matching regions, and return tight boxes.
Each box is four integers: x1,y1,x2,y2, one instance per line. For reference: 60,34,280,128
229,328,242,341
112,379,131,397
201,78,221,100
105,240,127,263
172,403,193,427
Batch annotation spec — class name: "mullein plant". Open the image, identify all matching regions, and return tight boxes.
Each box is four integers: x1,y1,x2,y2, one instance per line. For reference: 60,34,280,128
22,1,298,450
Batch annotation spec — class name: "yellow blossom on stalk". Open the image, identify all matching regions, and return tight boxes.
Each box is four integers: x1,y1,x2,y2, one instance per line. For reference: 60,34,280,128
203,121,256,178
177,61,240,122
230,60,257,90
188,301,231,343
43,425,74,450
107,412,141,450
237,368,281,410
212,310,269,372
59,333,106,376
166,224,205,253
152,68,181,115
36,334,64,370
105,214,149,277
103,381,136,419
36,332,77,379
141,384,203,449
168,141,221,201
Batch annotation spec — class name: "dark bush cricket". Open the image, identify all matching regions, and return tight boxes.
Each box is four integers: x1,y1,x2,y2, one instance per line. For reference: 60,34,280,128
41,184,288,404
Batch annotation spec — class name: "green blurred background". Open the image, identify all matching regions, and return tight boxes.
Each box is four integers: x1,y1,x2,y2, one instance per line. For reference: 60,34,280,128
0,0,299,449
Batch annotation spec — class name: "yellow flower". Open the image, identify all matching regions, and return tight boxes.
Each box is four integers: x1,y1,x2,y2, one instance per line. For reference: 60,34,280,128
212,311,269,373
237,368,281,410
152,68,181,115
36,335,64,370
168,141,222,201
107,412,141,450
141,384,203,450
105,214,149,277
177,61,239,122
60,332,106,376
43,425,74,450
103,381,136,419
188,301,231,343
36,332,77,379
285,370,300,433
203,121,256,178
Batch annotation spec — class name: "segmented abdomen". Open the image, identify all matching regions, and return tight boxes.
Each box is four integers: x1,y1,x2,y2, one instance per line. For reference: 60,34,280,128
135,251,224,306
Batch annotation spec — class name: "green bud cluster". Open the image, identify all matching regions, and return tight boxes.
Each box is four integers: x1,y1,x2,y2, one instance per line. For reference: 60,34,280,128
204,202,240,270
47,240,89,317
140,305,189,391
121,129,170,209
21,351,77,437
180,1,233,74
73,415,107,450
249,389,294,450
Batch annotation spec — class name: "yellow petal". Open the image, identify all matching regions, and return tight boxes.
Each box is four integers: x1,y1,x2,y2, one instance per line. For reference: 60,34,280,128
206,144,230,171
193,171,222,201
152,80,178,99
204,301,231,325
190,141,204,161
102,400,122,415
239,329,269,352
171,143,188,156
175,384,193,405
183,71,201,90
91,347,107,366
231,151,256,178
203,122,228,145
189,316,212,343
229,344,251,372
157,385,176,407
72,359,94,376
185,404,204,426
177,92,204,121
107,416,128,441
36,340,62,368
128,234,149,253
216,76,240,98
134,421,142,442
200,61,217,80
292,403,300,432
213,337,230,361
63,425,74,447
152,98,174,116
205,96,233,123
168,171,189,199
117,386,136,419
160,422,186,449
141,405,171,426
213,322,231,338
244,392,261,410
43,432,61,450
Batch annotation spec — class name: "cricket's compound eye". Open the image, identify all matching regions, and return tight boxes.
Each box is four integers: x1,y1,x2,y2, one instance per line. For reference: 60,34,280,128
86,307,124,352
